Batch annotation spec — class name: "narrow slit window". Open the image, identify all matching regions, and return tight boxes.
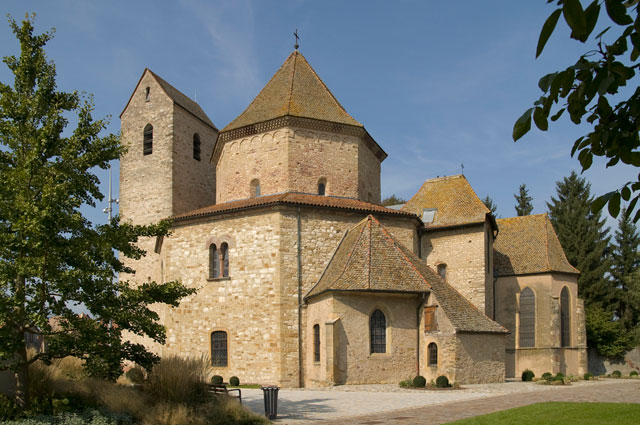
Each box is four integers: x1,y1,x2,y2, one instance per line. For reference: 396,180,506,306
145,87,150,102
313,324,320,362
428,342,438,367
250,179,260,198
143,124,153,155
221,242,229,278
437,264,447,281
370,309,386,354
211,331,228,367
193,134,201,161
318,178,327,196
209,244,219,279
561,286,571,347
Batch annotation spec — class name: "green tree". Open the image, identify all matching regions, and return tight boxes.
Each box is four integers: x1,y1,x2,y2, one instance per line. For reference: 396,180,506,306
381,194,407,206
610,207,640,334
482,195,499,216
547,172,610,304
514,184,534,216
586,305,635,358
0,16,195,409
514,0,640,221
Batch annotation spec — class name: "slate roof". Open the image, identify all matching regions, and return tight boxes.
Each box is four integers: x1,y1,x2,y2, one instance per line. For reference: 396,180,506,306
120,69,217,130
401,175,491,228
172,192,417,222
494,214,579,277
220,51,362,133
305,215,507,334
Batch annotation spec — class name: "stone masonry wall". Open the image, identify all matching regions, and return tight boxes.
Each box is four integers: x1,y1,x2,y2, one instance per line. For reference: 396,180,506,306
454,333,505,383
422,225,488,314
357,137,381,203
171,104,217,216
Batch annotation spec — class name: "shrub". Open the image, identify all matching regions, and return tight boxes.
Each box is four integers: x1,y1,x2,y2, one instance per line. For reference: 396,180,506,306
211,375,223,385
399,378,412,388
521,369,535,381
229,376,240,386
584,372,593,380
552,373,565,383
125,367,145,385
412,375,426,388
631,371,639,377
145,355,211,405
541,372,553,381
52,356,87,381
612,370,622,378
0,393,17,421
435,375,450,388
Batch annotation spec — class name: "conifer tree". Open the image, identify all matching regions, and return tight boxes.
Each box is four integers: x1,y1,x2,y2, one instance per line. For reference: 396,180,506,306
514,184,533,216
482,195,498,216
610,207,640,334
547,172,610,305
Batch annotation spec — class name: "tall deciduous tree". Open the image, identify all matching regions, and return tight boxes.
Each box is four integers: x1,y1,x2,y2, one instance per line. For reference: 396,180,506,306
547,172,610,304
514,0,640,222
514,184,534,216
610,206,640,335
0,16,195,409
482,195,498,216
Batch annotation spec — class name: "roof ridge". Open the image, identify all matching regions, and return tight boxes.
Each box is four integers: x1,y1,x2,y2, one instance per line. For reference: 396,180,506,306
543,213,552,272
286,51,298,116
329,218,369,290
304,229,349,300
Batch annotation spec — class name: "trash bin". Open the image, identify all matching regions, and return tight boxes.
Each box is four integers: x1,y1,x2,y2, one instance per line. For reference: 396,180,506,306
261,385,279,419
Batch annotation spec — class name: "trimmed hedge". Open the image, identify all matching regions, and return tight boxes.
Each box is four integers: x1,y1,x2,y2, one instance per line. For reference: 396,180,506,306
412,375,426,388
229,376,240,386
521,369,535,382
211,375,223,384
435,375,450,388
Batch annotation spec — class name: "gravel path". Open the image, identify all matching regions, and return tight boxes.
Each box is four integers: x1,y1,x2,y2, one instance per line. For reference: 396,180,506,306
240,379,640,424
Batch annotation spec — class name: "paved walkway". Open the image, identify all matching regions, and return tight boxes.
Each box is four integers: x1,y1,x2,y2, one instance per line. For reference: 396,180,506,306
241,379,640,424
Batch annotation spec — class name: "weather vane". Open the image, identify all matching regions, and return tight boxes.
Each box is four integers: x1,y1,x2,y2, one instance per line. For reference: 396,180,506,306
461,163,464,175
293,29,300,50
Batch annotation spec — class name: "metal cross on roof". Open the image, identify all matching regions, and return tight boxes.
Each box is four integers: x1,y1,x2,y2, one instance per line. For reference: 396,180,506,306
293,29,300,50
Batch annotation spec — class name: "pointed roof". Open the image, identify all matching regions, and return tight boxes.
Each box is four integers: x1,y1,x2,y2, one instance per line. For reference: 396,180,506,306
305,215,507,334
221,51,362,132
402,175,492,228
120,69,217,130
494,214,579,276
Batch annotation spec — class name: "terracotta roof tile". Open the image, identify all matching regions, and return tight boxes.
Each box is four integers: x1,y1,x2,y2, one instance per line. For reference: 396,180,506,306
494,214,579,276
402,175,490,227
148,69,217,130
173,192,417,221
306,216,507,334
221,51,362,133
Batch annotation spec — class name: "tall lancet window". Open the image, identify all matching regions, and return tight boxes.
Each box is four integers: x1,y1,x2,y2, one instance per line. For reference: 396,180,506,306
143,124,153,155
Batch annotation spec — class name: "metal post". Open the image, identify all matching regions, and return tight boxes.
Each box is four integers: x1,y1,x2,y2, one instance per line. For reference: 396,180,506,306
102,163,119,222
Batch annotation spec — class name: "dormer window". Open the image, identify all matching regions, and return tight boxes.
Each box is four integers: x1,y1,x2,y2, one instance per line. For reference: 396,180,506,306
145,87,150,102
193,134,201,161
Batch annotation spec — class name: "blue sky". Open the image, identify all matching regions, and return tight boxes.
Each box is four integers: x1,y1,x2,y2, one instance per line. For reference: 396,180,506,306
2,1,636,230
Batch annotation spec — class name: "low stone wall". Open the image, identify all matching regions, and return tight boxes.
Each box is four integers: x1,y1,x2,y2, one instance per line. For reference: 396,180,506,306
588,346,640,376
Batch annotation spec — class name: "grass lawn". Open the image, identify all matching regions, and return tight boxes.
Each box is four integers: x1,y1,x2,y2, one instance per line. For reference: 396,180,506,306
447,402,640,425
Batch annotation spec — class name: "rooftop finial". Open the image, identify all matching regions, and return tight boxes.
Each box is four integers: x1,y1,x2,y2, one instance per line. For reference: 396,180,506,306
293,29,300,50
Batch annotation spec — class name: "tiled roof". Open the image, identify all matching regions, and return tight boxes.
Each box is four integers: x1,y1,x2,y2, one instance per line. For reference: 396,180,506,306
494,214,579,276
172,192,417,222
220,51,362,133
401,175,490,227
305,215,507,334
147,69,217,130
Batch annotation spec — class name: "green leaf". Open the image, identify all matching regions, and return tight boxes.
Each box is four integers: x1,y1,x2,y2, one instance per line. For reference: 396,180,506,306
513,108,533,141
533,107,549,131
605,0,633,25
584,1,601,37
537,9,562,58
538,72,557,92
595,26,611,39
551,108,565,121
622,185,631,201
571,136,585,157
592,191,614,214
564,0,588,41
608,191,621,217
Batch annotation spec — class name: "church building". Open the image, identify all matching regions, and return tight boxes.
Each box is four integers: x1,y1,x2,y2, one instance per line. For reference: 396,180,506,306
118,49,587,386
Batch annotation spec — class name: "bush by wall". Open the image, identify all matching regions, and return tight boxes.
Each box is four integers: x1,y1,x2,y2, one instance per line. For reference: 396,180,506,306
211,375,223,385
229,376,240,386
612,370,622,378
412,375,426,388
521,369,535,381
435,375,450,388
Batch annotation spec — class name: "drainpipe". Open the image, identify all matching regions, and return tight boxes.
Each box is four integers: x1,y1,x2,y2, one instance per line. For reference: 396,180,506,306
416,292,427,376
297,208,303,387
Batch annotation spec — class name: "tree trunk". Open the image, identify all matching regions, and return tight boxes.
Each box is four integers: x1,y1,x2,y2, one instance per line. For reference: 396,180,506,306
14,344,30,410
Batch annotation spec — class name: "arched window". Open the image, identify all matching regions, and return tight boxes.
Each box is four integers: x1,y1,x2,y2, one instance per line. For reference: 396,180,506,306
145,87,150,102
437,264,447,281
211,331,228,367
428,342,438,367
143,124,153,155
250,179,260,198
313,324,320,362
221,242,229,278
561,286,571,347
370,309,386,354
209,244,219,279
519,287,535,348
193,133,201,161
318,178,327,196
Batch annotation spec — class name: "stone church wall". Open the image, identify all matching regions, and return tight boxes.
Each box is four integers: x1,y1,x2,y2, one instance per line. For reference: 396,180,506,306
421,224,488,314
357,137,382,203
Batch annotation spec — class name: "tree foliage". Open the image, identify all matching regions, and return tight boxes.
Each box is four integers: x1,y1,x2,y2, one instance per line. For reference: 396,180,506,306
514,184,534,216
381,194,407,206
482,195,499,216
548,172,611,303
0,16,195,408
515,0,640,221
586,304,635,357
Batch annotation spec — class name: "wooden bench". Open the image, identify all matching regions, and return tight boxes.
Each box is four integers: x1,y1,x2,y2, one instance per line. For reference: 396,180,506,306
207,383,242,404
